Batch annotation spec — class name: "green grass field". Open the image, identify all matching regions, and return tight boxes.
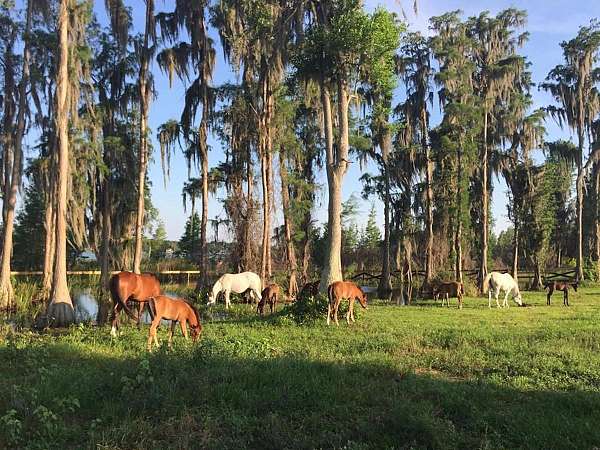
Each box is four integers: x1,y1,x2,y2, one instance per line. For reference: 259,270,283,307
2,287,600,449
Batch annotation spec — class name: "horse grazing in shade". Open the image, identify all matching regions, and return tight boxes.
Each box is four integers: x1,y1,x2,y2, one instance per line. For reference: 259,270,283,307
110,271,161,337
433,281,465,309
147,295,202,351
257,284,280,315
545,280,578,306
327,281,368,326
298,280,320,300
482,272,523,308
207,271,262,309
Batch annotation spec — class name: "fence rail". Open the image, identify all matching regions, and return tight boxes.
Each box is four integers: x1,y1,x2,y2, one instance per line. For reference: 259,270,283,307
10,270,201,276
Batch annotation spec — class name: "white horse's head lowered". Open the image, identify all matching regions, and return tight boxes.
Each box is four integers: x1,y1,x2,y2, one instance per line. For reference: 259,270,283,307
207,280,221,306
513,291,523,306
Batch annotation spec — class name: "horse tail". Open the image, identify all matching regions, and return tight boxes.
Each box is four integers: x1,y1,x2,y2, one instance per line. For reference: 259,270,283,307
482,273,492,294
327,283,334,306
109,274,136,320
460,282,465,296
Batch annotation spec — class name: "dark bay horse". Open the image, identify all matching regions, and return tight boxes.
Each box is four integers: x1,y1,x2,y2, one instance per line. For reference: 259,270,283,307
257,283,280,315
545,280,578,306
147,295,202,351
327,281,368,326
110,271,161,336
433,281,465,309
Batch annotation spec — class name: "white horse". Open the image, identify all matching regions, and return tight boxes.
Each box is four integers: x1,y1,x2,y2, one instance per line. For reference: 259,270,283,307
483,272,523,308
207,272,262,309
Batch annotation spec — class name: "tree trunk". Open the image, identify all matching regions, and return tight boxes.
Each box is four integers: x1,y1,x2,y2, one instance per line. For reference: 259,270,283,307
377,129,392,297
0,19,20,308
479,110,489,290
576,121,584,281
512,219,519,279
279,152,298,298
244,146,253,271
42,187,55,300
319,79,349,292
423,108,434,287
596,164,600,280
133,1,152,275
455,144,463,284
47,0,74,326
196,99,209,290
98,177,112,325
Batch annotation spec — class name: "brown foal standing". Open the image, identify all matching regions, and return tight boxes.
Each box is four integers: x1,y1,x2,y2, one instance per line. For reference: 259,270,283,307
327,281,368,326
545,280,578,306
257,283,280,315
147,295,202,351
433,281,465,309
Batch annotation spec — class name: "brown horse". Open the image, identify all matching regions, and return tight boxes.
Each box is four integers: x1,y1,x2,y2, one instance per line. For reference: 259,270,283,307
433,281,465,309
110,271,161,337
327,281,368,326
147,295,202,351
257,284,280,315
298,280,320,300
545,280,578,306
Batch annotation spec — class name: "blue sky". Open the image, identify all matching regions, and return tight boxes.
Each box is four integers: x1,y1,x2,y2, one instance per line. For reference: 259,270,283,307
85,1,599,240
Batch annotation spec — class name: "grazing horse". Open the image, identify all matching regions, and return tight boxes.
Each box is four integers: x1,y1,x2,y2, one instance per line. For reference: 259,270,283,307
298,280,320,300
147,296,202,351
482,272,523,308
110,271,160,337
433,281,465,309
207,271,262,309
545,280,578,306
257,284,280,315
327,281,368,326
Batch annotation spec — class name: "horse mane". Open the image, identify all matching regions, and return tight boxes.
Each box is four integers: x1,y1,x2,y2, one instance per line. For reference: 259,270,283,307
188,303,201,326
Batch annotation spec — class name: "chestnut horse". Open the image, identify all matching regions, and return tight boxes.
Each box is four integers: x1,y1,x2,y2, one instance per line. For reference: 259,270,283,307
110,271,161,337
433,281,465,309
147,295,202,351
545,280,578,306
327,281,368,326
257,284,280,315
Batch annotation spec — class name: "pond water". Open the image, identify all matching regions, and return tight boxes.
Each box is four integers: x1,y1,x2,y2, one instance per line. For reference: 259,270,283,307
72,290,178,325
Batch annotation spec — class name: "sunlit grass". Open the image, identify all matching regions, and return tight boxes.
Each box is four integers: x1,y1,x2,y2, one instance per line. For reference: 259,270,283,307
1,286,600,449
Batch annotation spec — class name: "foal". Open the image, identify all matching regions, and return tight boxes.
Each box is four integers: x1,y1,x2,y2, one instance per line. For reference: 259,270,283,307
327,281,368,326
257,284,280,315
433,281,465,309
147,296,202,351
545,280,578,306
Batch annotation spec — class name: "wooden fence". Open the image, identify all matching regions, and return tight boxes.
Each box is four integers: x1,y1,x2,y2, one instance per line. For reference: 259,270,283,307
10,270,203,286
350,268,578,287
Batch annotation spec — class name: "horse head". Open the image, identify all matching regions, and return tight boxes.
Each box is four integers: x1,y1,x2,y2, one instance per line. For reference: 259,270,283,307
514,292,524,306
359,292,368,309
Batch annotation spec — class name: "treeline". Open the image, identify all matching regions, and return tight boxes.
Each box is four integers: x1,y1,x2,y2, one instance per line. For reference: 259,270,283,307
0,1,599,325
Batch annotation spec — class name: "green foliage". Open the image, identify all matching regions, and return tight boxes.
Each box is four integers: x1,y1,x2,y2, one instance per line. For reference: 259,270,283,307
12,184,45,271
178,213,201,259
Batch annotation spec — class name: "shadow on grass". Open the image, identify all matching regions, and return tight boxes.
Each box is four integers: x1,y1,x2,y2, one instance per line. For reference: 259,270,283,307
1,335,599,450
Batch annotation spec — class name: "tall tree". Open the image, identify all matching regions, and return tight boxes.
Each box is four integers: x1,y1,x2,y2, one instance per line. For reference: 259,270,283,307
47,0,74,325
541,20,600,280
156,0,215,287
132,0,155,274
397,31,434,287
467,9,528,289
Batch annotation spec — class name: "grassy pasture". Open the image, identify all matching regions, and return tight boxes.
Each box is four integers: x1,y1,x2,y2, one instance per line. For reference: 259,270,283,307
1,287,600,449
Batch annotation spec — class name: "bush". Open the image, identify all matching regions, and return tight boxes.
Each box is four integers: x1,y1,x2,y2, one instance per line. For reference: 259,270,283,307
281,292,358,325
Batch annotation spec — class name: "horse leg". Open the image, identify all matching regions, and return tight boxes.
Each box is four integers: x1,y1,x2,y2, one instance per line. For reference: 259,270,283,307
334,300,340,326
488,290,492,309
327,303,331,326
503,290,510,308
168,321,176,349
136,302,143,328
225,290,230,310
350,299,356,323
346,299,352,324
495,288,501,308
111,303,122,337
445,293,449,307
147,316,161,351
180,320,189,339
564,289,569,306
